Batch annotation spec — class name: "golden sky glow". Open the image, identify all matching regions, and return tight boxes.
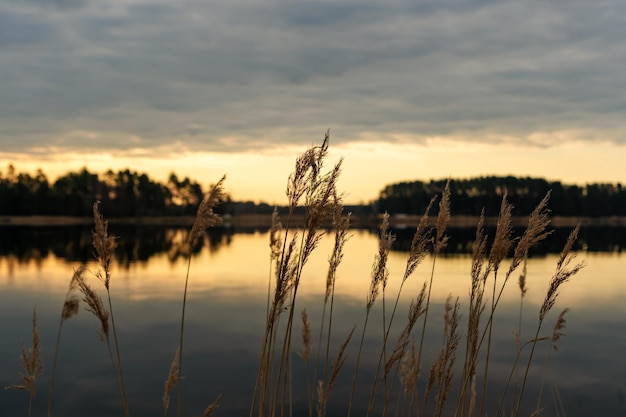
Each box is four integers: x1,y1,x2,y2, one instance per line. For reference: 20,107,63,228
2,139,625,205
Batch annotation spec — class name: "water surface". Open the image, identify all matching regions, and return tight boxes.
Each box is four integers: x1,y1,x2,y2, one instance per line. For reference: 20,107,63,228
0,226,624,417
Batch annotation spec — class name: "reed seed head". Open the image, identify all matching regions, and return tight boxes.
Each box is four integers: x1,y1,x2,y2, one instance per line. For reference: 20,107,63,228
189,175,226,247
327,326,355,392
203,394,222,417
269,207,283,261
61,297,80,321
62,266,85,321
403,197,434,282
163,347,180,414
326,211,351,302
400,343,418,399
434,180,451,253
509,191,552,276
92,201,117,289
301,158,343,267
5,309,44,396
76,274,110,341
540,226,585,321
287,132,329,209
488,194,513,272
552,308,570,351
385,288,426,377
298,309,312,362
367,213,395,311
518,255,528,298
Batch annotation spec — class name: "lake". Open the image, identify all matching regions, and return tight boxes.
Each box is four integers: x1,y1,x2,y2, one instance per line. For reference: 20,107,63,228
1,224,625,417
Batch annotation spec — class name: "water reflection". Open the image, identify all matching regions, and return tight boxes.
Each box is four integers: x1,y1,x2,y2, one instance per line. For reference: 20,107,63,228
2,224,625,268
0,228,625,417
392,225,626,254
0,226,235,266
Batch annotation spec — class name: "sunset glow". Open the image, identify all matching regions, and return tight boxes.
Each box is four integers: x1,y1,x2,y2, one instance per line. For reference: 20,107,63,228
2,139,625,205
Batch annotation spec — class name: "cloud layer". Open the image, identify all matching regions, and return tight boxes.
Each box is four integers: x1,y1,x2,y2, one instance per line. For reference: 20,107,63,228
2,0,625,153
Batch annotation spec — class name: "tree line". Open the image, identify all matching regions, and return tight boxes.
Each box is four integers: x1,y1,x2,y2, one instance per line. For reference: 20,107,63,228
0,165,214,217
1,165,624,217
376,176,626,217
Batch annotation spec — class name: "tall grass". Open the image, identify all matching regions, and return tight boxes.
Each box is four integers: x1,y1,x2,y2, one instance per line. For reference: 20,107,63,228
6,133,585,417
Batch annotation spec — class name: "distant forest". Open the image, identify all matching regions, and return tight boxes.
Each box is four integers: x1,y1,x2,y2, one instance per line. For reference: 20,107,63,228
377,177,626,217
1,164,625,217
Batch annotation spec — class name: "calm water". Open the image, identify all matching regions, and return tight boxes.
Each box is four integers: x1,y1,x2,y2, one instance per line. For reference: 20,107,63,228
0,226,625,417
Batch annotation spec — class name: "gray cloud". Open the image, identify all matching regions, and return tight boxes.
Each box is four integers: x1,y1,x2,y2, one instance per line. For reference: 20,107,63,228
1,0,625,153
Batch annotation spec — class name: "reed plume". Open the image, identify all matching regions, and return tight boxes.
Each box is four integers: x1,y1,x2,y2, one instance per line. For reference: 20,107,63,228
434,180,451,253
76,274,110,341
163,348,181,417
540,225,584,321
203,394,222,417
507,192,552,278
367,213,394,312
403,197,435,282
91,202,129,417
92,201,116,289
429,296,461,417
287,132,329,210
189,175,227,247
317,327,355,417
5,309,44,417
299,309,312,363
551,308,569,352
178,175,226,417
382,284,427,415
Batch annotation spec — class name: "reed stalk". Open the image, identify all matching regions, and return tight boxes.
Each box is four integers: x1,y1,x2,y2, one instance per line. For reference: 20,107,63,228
478,194,513,417
454,191,553,417
92,201,130,417
514,226,584,416
47,267,82,417
177,175,225,417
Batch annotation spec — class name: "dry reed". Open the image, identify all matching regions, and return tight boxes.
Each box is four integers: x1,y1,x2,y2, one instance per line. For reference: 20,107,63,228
47,267,83,417
178,175,226,417
203,394,223,417
514,225,584,416
163,348,181,417
5,309,44,417
91,201,129,417
298,309,312,363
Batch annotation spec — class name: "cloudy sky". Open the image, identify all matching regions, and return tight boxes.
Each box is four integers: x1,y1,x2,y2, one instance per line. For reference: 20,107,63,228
1,0,625,203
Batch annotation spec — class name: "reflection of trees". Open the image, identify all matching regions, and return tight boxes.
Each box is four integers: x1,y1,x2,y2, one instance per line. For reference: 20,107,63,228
1,226,624,265
0,227,54,264
0,226,235,267
389,226,626,256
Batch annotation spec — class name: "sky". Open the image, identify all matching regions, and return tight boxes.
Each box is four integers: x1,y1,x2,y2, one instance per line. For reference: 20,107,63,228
1,0,625,204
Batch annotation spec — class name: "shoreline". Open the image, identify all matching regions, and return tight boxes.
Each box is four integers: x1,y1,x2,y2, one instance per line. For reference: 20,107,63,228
2,214,626,228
